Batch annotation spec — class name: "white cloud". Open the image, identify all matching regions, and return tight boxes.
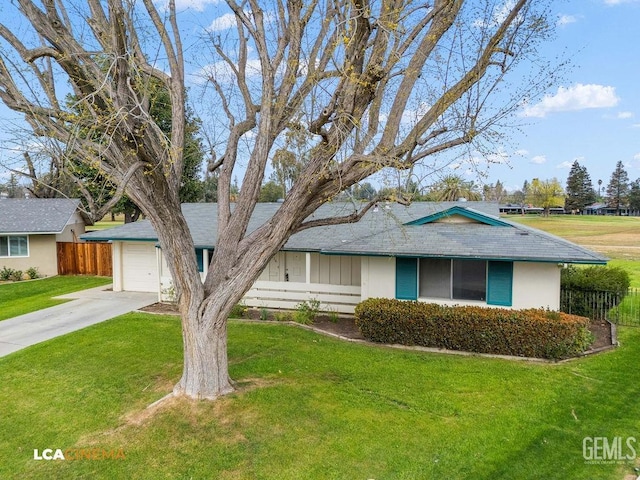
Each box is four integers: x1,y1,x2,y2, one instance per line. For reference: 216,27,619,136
603,0,639,5
530,155,546,165
400,102,432,125
617,111,634,119
634,153,640,160
155,0,219,12
174,0,219,11
206,13,236,32
557,14,577,26
191,58,262,84
474,0,522,28
556,161,574,169
514,149,529,156
522,84,619,118
205,9,275,32
494,0,517,24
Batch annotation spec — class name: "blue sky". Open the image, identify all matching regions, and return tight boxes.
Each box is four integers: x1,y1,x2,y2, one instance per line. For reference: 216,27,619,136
486,0,640,192
0,0,639,196
149,0,640,194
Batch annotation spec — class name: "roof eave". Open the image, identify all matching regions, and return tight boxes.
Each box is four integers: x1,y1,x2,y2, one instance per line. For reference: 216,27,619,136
320,249,608,264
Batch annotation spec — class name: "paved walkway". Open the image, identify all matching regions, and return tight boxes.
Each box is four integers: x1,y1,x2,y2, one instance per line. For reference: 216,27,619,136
0,285,157,358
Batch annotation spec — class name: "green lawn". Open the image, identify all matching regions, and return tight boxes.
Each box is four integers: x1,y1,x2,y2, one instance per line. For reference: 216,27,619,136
508,215,640,324
507,215,640,286
0,276,112,321
90,219,125,231
0,313,638,479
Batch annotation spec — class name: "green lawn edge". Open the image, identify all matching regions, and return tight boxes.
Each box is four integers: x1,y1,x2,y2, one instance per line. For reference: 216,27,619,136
0,312,638,479
0,276,112,321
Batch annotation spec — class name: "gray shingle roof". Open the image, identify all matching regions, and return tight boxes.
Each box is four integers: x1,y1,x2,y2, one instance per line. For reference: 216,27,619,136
82,202,607,264
0,198,81,234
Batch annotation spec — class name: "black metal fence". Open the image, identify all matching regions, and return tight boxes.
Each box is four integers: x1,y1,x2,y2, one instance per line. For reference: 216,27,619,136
560,288,640,326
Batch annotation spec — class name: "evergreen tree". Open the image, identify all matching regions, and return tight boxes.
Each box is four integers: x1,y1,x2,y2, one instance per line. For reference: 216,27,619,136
112,89,204,222
258,180,284,202
522,180,530,204
5,173,24,198
628,179,640,214
606,161,630,215
565,160,596,212
483,180,507,203
352,182,377,200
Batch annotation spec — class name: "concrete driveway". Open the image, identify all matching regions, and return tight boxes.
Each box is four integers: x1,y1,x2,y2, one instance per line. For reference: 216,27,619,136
0,285,157,358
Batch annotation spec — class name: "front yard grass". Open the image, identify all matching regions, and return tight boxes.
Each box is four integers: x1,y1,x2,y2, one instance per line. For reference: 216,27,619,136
0,276,112,321
0,312,638,479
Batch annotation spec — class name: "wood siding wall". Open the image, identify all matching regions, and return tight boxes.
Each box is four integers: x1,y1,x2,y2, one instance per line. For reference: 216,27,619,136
56,242,112,277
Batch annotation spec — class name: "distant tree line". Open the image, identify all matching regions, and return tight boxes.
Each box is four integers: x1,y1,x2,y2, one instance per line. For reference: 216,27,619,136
564,159,640,215
5,131,639,219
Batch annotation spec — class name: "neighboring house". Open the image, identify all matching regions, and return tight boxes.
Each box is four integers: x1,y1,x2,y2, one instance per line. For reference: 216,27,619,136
584,203,631,216
0,198,87,277
499,204,565,215
82,202,607,313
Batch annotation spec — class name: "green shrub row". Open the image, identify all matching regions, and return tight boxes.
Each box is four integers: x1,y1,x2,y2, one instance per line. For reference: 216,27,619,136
560,265,631,319
561,265,630,293
354,298,594,360
0,266,40,281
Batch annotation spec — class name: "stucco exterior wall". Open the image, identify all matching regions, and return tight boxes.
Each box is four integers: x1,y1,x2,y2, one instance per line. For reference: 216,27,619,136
112,242,123,291
0,234,58,277
512,261,561,310
359,256,562,311
56,212,86,242
360,256,395,300
111,239,563,313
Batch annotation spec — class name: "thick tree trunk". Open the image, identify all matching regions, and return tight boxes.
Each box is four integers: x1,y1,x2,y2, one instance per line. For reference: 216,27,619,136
171,275,246,400
173,307,233,400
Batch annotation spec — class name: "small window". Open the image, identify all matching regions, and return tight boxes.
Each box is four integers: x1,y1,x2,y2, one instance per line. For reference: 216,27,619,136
0,235,29,257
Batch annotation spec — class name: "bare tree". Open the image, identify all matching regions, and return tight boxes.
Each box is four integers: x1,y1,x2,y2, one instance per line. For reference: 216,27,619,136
0,0,556,400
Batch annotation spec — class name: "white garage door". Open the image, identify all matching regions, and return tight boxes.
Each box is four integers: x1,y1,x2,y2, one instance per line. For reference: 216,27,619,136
122,243,158,292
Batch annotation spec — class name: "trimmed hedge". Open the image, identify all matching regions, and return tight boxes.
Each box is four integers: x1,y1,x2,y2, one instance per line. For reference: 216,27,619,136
561,265,631,319
355,298,594,360
561,265,630,293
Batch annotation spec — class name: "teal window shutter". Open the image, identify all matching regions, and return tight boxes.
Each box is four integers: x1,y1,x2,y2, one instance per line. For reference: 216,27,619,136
487,261,513,306
396,257,418,300
196,249,204,272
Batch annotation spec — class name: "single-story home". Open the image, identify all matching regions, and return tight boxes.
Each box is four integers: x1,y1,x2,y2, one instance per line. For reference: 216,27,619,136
0,198,87,277
584,203,632,216
82,202,607,313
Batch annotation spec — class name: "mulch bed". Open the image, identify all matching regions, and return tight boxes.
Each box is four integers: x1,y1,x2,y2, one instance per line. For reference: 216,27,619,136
139,303,613,354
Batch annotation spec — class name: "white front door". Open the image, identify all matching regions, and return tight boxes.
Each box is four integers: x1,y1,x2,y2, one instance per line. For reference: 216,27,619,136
285,252,306,283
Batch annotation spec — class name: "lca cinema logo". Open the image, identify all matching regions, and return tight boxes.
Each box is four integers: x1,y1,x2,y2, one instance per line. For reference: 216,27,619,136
33,448,125,461
583,437,637,464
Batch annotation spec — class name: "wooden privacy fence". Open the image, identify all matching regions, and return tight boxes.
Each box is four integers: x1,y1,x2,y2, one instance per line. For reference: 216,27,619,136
57,242,112,277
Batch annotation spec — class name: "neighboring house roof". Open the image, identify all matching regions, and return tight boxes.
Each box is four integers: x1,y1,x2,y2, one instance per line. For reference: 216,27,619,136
82,202,607,265
0,198,82,234
585,203,608,210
